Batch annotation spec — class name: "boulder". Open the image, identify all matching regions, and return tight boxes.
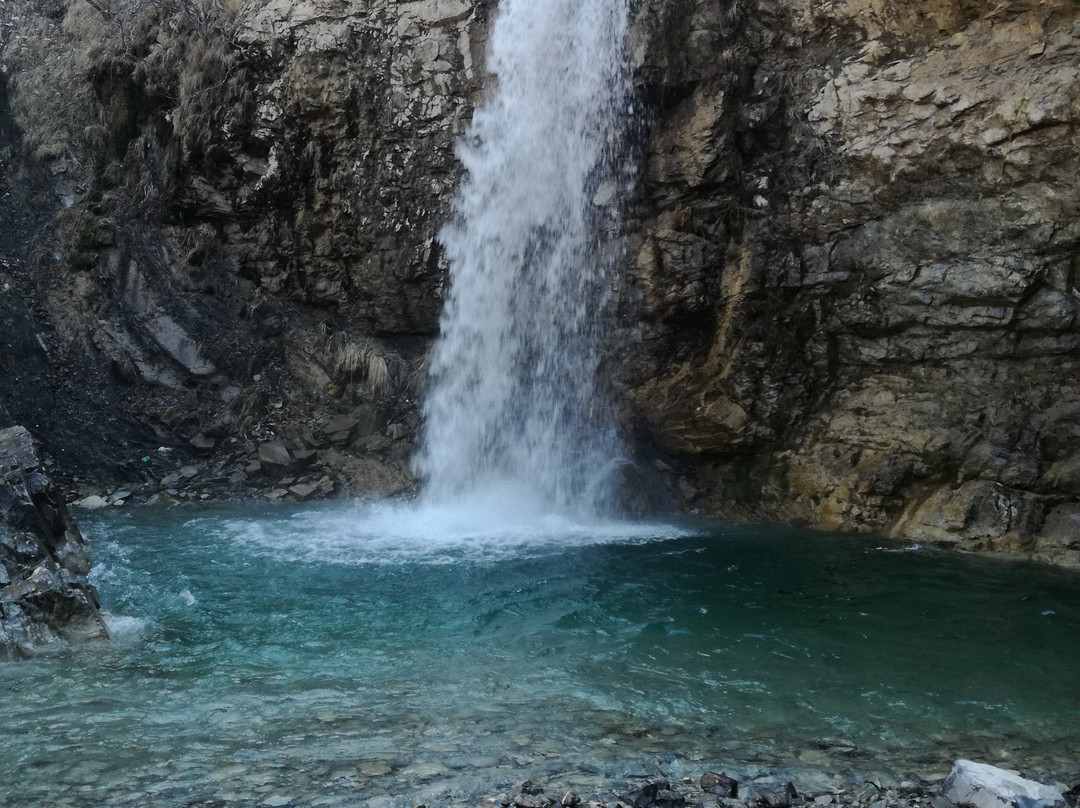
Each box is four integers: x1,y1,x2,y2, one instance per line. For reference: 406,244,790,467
0,426,109,660
324,413,359,444
258,441,294,475
701,772,739,798
288,481,319,500
942,760,1065,808
622,781,686,808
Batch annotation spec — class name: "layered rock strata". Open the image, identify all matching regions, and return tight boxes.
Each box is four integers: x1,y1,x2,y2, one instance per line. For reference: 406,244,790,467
0,0,491,498
0,426,109,659
623,0,1080,565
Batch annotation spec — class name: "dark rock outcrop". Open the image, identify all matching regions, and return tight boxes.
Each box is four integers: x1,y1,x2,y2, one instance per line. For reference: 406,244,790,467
0,425,109,659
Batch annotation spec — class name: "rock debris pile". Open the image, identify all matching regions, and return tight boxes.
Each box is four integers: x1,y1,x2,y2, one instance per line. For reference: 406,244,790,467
481,763,1069,808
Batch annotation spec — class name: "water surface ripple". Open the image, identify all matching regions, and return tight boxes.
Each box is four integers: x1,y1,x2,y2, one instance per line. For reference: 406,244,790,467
2,503,1078,807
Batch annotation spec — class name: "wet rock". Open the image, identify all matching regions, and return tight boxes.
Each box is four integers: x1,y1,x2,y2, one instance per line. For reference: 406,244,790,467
760,783,801,808
621,0,1080,565
1062,785,1079,808
73,494,109,510
942,760,1065,808
622,780,686,808
0,426,109,660
701,772,739,798
146,492,181,506
288,482,319,500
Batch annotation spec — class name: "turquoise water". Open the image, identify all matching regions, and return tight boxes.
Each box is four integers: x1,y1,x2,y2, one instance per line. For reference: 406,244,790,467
2,502,1078,807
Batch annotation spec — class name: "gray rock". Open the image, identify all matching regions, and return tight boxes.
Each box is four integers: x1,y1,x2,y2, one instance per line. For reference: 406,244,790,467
146,314,215,377
258,442,293,474
325,414,359,444
73,495,109,510
942,760,1065,808
623,781,685,808
288,482,319,500
190,432,215,450
701,773,739,798
0,426,110,660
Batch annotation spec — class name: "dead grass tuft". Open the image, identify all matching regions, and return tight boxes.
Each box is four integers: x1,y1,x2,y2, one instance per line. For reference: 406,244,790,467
229,387,268,433
326,333,401,399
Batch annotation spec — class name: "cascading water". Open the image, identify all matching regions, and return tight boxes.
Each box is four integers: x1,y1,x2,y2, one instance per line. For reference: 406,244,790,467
415,0,636,517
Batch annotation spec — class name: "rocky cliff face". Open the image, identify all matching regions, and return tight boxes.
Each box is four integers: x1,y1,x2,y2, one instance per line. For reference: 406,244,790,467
0,426,109,658
1,0,1078,564
623,0,1080,565
0,0,491,500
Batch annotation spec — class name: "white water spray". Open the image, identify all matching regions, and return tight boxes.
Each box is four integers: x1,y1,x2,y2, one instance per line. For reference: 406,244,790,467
416,0,636,517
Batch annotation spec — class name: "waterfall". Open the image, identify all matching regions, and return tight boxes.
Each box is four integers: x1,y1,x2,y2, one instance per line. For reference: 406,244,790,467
415,0,635,517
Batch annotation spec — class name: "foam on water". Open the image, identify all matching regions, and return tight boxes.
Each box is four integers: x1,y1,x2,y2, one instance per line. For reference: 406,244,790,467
100,613,150,643
201,498,687,565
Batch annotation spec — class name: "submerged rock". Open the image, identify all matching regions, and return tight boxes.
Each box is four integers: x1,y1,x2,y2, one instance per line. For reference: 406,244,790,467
0,426,109,660
942,760,1065,808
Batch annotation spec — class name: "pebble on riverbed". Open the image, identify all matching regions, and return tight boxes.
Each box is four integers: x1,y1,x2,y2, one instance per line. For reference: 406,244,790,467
481,762,1072,808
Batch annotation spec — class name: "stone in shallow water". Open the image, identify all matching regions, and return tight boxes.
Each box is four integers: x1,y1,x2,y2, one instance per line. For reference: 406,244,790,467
623,781,686,808
73,494,109,509
942,761,1065,808
260,797,293,808
701,772,739,798
358,761,393,778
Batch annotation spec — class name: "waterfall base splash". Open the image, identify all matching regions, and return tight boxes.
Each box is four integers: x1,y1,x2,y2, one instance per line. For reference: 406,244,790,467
219,497,686,565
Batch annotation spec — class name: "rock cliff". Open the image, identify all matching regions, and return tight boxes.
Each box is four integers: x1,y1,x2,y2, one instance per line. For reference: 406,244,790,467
0,0,1078,564
0,0,491,500
624,0,1080,566
0,426,109,658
